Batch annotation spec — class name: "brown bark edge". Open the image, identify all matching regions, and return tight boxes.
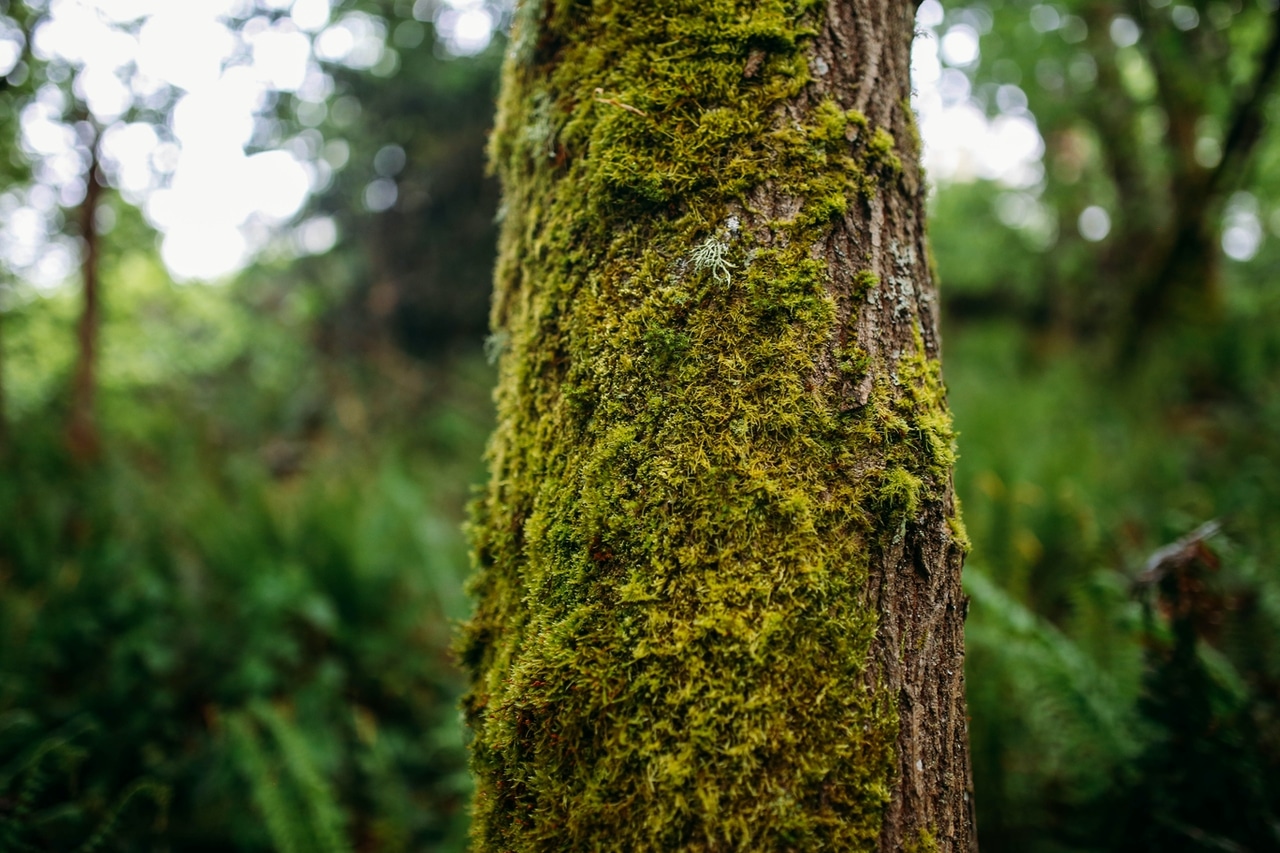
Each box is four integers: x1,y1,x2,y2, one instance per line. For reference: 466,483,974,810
813,1,977,848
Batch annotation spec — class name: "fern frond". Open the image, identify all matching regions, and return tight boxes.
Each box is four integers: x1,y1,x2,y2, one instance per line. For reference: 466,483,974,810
254,702,351,853
0,716,96,792
228,711,307,853
967,570,1136,744
965,567,1142,801
74,779,169,853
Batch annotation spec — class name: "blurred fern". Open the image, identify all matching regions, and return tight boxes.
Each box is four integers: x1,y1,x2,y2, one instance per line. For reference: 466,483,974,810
0,352,485,850
965,567,1141,830
0,716,167,852
1111,526,1280,851
76,779,170,853
227,702,352,853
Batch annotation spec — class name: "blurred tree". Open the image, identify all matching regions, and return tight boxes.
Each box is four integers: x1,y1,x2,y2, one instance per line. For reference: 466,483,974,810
460,0,973,849
228,0,506,361
303,7,501,359
0,2,130,461
930,0,1280,358
65,116,100,461
0,0,43,451
1118,1,1279,349
0,0,505,445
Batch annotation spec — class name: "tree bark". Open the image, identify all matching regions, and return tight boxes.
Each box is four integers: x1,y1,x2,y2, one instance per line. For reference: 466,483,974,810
460,1,975,850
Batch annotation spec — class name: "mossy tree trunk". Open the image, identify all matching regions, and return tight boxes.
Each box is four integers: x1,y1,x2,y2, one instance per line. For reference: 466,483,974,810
460,1,975,850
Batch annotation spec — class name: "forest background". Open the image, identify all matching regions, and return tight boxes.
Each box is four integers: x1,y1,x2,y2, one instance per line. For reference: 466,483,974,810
1,0,1278,850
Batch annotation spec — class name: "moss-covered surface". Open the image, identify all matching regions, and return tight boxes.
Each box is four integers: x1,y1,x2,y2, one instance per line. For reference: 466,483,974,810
904,826,941,853
459,1,958,849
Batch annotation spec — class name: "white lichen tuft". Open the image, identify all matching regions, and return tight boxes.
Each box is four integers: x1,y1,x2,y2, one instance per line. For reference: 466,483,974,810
691,235,735,285
484,330,510,365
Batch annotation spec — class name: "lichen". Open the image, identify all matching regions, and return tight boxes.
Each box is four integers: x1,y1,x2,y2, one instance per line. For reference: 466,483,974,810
460,1,955,850
691,234,736,285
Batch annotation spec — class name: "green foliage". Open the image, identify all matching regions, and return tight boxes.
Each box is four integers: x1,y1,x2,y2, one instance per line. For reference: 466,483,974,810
0,716,169,853
0,5,504,849
0,290,491,849
227,703,351,853
945,319,1280,851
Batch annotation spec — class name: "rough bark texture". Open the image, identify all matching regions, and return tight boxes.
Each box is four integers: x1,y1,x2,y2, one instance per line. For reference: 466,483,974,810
460,1,975,850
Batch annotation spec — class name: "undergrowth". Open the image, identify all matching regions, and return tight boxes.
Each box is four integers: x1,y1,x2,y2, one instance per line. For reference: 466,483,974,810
0,361,490,852
947,321,1280,852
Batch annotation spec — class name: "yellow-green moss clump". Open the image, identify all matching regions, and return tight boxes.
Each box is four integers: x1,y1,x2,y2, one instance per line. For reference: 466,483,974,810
904,827,942,853
459,1,958,849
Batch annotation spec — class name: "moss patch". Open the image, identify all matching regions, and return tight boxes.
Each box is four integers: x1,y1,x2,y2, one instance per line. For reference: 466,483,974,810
904,826,941,853
460,1,957,849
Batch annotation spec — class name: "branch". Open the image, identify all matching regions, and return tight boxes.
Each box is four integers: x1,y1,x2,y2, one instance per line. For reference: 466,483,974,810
1208,9,1280,196
1118,12,1280,357
1135,519,1222,586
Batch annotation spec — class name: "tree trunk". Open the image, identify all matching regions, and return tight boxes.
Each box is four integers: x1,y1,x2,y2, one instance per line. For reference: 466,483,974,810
0,297,7,455
66,127,102,463
460,1,975,850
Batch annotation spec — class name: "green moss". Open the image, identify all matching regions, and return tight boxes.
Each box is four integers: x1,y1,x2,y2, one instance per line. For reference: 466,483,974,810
948,508,972,555
461,1,957,850
904,826,941,853
853,269,880,300
643,323,693,367
879,323,959,486
866,127,903,175
899,97,922,165
878,466,923,519
837,344,871,377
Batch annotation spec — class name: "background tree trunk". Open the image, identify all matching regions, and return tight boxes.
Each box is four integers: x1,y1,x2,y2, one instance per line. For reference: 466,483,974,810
460,0,975,850
66,125,102,463
0,296,7,455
